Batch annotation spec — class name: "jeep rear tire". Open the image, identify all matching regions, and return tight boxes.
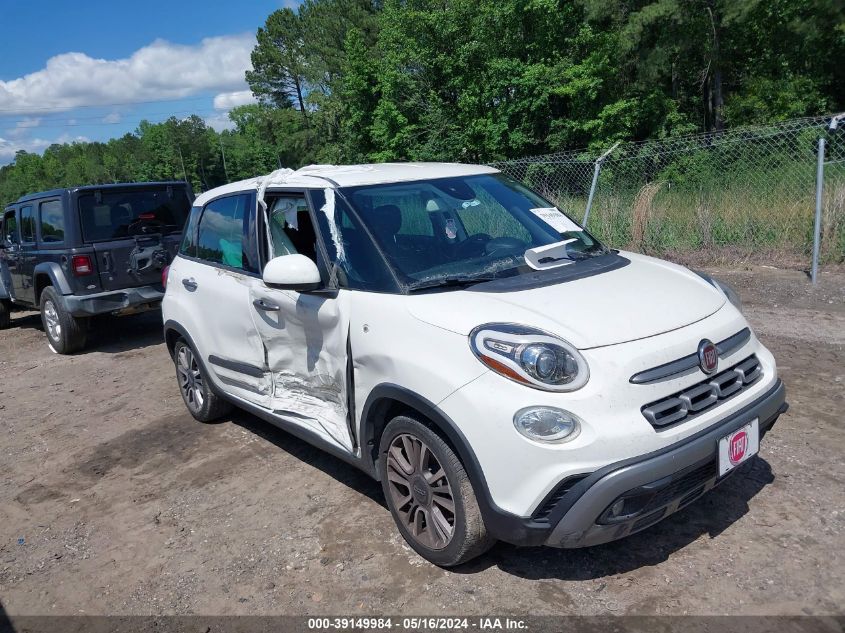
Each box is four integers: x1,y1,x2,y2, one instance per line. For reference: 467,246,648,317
0,299,10,329
39,286,87,354
379,415,495,567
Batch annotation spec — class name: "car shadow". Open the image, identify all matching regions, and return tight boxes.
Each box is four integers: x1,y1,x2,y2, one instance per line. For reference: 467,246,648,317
11,310,164,354
227,409,385,507
456,456,775,579
222,406,774,576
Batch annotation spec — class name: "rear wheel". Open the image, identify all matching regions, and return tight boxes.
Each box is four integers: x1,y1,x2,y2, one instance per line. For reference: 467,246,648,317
0,299,11,329
174,339,231,422
379,415,495,567
39,286,87,354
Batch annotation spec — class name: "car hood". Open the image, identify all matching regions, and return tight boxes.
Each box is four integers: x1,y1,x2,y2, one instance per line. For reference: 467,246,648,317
405,252,726,349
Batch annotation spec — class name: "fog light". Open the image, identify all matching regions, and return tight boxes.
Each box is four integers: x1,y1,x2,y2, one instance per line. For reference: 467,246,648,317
609,499,625,518
513,407,581,443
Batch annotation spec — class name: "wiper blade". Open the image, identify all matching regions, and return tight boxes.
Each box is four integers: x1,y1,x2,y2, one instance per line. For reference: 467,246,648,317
406,275,499,292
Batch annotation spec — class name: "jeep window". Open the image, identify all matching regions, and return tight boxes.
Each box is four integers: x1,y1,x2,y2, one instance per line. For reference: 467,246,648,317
3,211,18,245
78,189,190,242
20,206,35,243
196,194,250,271
39,200,64,243
341,174,606,289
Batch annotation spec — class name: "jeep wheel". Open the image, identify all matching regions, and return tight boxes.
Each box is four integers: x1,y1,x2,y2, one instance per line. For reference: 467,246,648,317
0,299,11,329
379,415,495,567
39,287,87,354
174,339,231,422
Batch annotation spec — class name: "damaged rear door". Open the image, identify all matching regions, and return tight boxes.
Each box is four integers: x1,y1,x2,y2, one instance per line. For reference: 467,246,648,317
248,191,355,453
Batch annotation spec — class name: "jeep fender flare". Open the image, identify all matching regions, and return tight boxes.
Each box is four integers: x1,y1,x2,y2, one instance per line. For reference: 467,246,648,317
33,262,73,298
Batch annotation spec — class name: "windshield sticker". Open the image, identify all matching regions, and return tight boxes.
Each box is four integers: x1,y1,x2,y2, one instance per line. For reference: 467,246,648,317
529,207,582,234
461,199,481,209
445,218,458,239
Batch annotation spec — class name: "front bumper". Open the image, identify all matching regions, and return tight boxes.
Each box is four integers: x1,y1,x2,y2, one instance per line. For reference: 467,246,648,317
63,285,164,316
484,379,787,548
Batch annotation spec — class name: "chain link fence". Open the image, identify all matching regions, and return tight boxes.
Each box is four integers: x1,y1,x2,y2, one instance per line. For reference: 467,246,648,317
494,114,845,271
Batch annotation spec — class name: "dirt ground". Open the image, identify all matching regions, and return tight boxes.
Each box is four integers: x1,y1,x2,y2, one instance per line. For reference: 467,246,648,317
0,265,843,617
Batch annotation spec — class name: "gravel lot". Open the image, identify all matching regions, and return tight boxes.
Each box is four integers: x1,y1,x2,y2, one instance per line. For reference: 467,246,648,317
1,265,843,617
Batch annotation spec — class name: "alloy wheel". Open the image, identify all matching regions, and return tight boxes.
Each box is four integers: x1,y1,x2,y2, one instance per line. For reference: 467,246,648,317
177,345,205,413
385,433,456,550
44,300,61,341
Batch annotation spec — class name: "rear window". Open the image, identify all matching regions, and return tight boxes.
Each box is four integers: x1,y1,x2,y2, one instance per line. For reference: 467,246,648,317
39,200,64,243
78,188,190,242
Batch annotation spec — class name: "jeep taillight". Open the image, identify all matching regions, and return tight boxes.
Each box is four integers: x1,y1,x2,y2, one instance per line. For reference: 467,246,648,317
71,255,93,276
162,265,170,289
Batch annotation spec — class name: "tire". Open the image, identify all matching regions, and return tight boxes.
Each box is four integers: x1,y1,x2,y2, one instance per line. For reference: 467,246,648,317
39,286,87,354
0,299,11,329
379,414,495,567
173,339,232,423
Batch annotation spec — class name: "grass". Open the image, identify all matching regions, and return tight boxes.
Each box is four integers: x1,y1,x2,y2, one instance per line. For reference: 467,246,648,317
529,162,845,269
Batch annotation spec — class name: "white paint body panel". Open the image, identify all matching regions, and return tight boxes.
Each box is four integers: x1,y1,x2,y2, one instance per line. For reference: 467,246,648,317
407,251,726,348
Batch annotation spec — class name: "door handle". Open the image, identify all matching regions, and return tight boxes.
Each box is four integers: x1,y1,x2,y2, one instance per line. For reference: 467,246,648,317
253,298,280,311
182,278,198,291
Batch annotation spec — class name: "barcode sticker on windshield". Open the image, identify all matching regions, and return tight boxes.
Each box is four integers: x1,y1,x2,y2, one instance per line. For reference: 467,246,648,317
529,207,582,234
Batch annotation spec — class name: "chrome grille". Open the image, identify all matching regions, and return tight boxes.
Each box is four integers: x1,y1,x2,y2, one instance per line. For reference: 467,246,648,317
642,355,762,429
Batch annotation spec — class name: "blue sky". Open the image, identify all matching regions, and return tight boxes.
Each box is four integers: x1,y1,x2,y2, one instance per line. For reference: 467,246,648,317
0,0,300,164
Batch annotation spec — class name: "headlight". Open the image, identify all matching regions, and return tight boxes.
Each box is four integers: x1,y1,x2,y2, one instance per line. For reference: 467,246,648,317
514,407,582,443
469,323,589,391
694,271,743,313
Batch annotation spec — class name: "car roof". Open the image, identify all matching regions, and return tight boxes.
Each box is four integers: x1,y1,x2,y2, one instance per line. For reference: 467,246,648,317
13,181,189,205
192,162,500,208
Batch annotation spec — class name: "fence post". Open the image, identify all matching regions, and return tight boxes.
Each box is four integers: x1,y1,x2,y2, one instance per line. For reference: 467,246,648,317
811,137,825,284
582,141,620,227
812,114,845,283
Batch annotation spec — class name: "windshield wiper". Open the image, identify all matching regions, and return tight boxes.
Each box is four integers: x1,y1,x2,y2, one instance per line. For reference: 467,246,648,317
406,275,500,292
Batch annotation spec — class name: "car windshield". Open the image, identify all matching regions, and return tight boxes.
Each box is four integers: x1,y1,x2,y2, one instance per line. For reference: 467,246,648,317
78,188,191,242
341,173,607,290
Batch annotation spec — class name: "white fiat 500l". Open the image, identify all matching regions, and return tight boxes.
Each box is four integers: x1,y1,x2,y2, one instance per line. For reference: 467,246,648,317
162,163,787,566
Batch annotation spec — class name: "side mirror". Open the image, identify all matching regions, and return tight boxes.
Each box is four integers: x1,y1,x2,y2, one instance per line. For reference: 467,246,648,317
262,254,321,291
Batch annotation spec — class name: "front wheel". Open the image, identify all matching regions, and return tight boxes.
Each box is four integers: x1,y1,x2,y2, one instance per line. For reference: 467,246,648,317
39,287,87,354
379,415,495,567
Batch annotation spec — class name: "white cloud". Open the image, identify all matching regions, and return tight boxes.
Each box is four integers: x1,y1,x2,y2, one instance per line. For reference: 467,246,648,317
102,112,121,124
0,133,89,162
0,33,256,115
5,118,42,139
213,90,257,110
204,112,236,132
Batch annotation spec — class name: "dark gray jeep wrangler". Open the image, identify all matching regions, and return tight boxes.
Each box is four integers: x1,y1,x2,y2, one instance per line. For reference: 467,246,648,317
0,182,192,353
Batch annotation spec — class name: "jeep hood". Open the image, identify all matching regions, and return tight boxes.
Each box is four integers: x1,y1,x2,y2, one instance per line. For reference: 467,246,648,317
405,252,726,349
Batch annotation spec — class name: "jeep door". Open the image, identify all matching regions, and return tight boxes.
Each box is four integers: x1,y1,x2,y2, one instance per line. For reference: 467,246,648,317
76,186,190,291
3,205,38,305
1,209,20,301
247,191,354,453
